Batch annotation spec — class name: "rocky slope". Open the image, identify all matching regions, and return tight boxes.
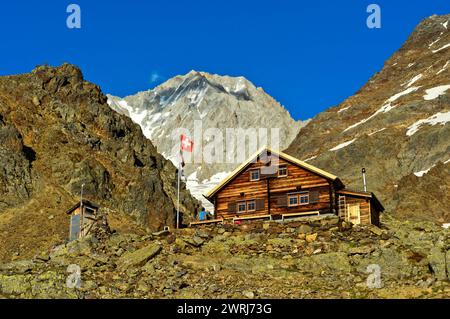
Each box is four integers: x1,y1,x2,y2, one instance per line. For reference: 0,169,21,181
286,14,450,223
0,64,200,262
108,71,306,210
0,215,448,299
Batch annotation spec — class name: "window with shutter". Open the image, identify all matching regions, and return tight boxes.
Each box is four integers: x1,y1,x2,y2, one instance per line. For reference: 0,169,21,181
286,192,310,206
288,194,299,206
247,200,256,212
299,193,309,205
238,202,247,213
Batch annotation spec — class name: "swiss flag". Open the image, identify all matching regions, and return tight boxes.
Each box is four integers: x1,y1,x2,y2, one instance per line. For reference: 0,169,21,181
180,134,194,153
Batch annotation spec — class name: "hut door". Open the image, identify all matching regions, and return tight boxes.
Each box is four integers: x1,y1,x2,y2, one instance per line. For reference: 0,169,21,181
346,203,361,225
69,214,81,241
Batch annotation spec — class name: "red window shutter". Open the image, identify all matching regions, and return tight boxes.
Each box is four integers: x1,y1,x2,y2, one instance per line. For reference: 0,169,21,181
256,199,265,211
228,202,236,213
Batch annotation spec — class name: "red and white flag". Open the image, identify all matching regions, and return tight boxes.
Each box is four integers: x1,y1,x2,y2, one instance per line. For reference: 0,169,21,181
177,134,193,229
180,134,194,153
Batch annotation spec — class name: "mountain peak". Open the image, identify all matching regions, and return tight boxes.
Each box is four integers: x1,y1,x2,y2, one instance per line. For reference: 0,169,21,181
107,71,305,210
185,69,203,77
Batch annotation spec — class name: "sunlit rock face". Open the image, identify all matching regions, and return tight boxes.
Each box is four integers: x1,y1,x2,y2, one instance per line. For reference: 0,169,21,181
286,14,450,223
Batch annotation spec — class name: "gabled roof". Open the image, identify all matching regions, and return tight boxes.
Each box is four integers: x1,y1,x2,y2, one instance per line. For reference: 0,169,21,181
337,188,385,212
204,146,342,199
66,199,100,215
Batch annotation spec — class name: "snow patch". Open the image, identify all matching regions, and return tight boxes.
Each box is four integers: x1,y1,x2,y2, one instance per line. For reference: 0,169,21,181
428,37,441,48
118,100,129,109
329,139,356,151
199,111,208,119
187,86,208,108
338,106,351,113
233,78,248,94
401,74,422,88
432,43,450,53
443,223,450,229
407,63,415,68
303,156,317,162
406,111,450,136
186,170,231,212
423,84,450,100
368,128,386,136
443,20,449,29
414,167,433,177
129,109,147,126
141,112,164,138
436,61,449,75
344,86,420,132
386,86,420,103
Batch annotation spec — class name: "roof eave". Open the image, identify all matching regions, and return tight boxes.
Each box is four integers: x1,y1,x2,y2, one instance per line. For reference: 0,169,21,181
204,146,341,198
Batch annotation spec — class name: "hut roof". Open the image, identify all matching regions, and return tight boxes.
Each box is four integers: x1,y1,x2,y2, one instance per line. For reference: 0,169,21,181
66,199,100,215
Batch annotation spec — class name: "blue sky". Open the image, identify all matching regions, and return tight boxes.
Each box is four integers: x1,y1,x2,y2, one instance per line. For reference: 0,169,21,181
0,1,449,120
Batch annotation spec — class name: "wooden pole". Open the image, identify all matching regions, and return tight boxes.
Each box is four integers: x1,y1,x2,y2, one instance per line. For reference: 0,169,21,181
267,178,271,215
177,161,181,229
80,183,85,239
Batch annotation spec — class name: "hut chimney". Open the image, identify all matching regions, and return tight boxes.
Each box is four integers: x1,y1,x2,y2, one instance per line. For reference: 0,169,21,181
362,168,367,192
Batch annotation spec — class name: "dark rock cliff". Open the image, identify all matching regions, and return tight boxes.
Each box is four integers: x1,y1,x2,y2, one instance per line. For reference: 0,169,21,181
0,64,200,261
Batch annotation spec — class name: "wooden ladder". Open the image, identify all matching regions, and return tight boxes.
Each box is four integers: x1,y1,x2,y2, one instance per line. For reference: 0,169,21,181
338,195,346,219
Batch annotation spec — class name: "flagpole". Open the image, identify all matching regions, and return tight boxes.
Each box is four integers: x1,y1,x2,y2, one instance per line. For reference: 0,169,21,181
177,134,192,229
177,156,181,229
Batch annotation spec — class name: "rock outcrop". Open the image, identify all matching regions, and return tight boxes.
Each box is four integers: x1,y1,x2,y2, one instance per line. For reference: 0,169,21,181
286,14,450,223
0,64,200,262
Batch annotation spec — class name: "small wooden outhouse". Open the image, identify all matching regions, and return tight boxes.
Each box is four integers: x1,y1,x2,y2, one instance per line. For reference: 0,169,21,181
66,200,100,241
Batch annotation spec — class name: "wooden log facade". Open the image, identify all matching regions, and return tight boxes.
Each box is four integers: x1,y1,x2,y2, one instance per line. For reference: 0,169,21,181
204,147,383,226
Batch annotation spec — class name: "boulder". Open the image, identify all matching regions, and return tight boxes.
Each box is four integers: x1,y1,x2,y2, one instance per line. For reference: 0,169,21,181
306,233,318,243
369,226,384,236
298,225,312,234
116,243,162,269
0,260,35,274
152,230,170,237
348,246,375,255
0,274,32,295
243,290,255,298
427,247,448,281
183,236,205,247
